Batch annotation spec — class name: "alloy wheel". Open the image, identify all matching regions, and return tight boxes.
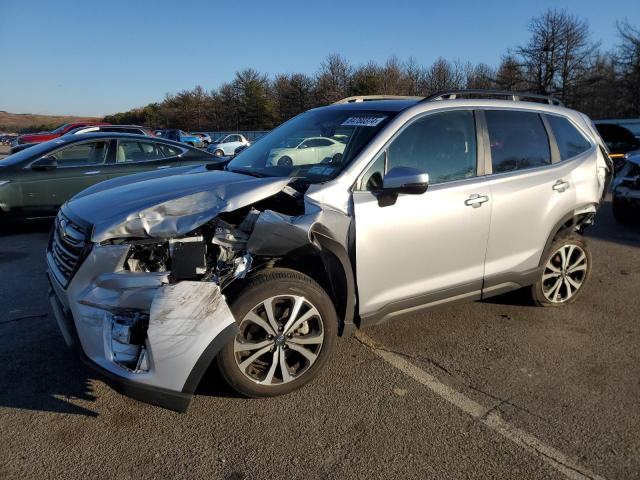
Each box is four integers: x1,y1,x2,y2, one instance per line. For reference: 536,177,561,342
542,244,588,303
234,295,324,385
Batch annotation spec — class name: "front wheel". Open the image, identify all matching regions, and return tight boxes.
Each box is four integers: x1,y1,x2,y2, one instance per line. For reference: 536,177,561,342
217,268,338,397
529,235,592,307
277,156,293,167
213,149,224,157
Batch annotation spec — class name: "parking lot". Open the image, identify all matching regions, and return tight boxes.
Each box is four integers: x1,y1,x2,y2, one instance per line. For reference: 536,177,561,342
0,199,637,480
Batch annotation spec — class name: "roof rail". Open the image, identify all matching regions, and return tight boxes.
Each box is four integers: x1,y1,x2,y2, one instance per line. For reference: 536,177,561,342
333,95,423,104
423,90,565,107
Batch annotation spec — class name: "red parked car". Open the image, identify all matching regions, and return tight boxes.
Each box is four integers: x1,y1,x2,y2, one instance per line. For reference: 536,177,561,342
14,121,110,146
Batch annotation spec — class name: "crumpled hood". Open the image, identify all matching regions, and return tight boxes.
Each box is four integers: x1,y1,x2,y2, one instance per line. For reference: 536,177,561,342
65,168,290,243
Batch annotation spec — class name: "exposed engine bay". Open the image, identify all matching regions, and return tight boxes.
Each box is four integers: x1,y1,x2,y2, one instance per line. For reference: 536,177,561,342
122,186,310,288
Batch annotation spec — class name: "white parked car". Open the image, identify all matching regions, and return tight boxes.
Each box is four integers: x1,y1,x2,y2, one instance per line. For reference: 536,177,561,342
267,136,345,166
207,134,250,157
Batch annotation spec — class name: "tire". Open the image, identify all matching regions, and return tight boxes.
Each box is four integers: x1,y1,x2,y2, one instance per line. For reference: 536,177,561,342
277,156,293,167
213,149,224,157
612,196,637,225
217,268,338,397
528,235,592,307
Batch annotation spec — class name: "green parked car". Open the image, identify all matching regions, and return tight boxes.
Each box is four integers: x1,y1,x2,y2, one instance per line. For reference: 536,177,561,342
0,133,219,219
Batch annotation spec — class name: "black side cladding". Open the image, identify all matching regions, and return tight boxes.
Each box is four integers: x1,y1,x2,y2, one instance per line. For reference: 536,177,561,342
245,203,357,333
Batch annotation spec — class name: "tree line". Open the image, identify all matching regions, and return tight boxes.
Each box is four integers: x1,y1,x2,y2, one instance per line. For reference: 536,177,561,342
104,10,640,131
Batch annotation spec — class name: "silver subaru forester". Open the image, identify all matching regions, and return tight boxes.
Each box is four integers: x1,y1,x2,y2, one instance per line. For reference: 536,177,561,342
47,90,612,411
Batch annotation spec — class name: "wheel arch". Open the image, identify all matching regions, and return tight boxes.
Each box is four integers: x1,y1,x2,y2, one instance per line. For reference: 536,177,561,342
539,204,596,268
224,240,356,336
272,237,356,336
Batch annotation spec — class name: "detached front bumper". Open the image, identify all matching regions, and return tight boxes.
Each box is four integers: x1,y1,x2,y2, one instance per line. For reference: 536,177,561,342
47,243,238,412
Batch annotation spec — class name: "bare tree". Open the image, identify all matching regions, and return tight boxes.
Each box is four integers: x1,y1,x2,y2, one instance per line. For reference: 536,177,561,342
516,9,595,101
424,58,465,94
380,55,406,94
465,62,496,90
314,54,352,104
403,56,428,95
616,20,640,115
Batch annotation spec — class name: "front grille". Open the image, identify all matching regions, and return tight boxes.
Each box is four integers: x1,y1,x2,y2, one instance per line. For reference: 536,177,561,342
48,211,90,287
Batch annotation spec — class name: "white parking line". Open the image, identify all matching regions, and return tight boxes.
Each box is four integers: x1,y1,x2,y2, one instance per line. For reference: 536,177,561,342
355,332,606,480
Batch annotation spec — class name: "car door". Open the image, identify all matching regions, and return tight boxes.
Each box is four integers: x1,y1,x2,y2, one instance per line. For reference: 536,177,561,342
479,109,578,290
20,140,110,210
223,135,243,155
298,139,319,164
100,139,184,179
353,110,492,320
314,138,341,162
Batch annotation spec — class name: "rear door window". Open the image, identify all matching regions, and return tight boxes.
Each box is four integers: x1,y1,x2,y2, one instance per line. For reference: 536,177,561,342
116,141,165,163
485,110,551,173
158,144,182,157
51,141,109,167
545,115,591,160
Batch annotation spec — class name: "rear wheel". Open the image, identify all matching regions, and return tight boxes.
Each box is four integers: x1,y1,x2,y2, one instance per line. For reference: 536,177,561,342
217,268,338,397
529,235,591,307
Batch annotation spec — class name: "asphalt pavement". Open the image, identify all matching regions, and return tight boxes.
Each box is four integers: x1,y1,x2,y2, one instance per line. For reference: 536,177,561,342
0,200,638,480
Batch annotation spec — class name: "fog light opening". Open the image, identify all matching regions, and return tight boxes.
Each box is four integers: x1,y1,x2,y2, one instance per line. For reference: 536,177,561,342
109,311,150,372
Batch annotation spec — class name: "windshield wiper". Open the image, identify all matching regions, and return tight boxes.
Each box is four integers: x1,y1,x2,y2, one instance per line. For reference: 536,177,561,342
226,167,266,178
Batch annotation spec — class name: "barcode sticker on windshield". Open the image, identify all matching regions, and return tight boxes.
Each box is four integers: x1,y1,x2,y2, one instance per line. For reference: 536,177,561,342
341,116,386,127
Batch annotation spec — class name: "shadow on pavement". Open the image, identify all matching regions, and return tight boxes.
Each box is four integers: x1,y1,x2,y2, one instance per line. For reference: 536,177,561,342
0,313,100,417
480,288,537,307
586,200,640,248
0,218,53,237
195,362,244,399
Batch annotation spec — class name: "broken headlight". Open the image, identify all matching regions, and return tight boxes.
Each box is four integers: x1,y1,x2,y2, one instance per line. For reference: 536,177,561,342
109,311,150,372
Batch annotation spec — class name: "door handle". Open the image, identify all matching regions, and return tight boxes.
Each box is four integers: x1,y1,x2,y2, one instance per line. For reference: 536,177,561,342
464,194,489,208
156,165,171,169
552,180,570,192
84,170,101,175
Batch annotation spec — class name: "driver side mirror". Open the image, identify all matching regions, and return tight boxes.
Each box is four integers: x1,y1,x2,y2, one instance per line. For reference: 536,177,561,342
382,166,429,194
31,156,58,171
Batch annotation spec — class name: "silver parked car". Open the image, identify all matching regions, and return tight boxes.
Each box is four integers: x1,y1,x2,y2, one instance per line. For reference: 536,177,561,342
47,90,612,411
207,133,250,157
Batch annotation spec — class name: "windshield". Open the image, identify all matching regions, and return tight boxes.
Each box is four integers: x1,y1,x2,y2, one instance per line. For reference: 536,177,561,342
51,123,70,134
227,108,395,182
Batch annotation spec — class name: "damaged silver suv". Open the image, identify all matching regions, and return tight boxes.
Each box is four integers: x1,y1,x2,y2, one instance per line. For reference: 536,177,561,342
47,90,612,411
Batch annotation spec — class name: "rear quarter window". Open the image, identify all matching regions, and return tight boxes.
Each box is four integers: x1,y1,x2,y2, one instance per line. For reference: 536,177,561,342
546,115,592,160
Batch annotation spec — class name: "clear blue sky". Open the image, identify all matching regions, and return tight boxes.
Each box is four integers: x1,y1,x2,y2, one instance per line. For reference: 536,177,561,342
0,0,638,116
